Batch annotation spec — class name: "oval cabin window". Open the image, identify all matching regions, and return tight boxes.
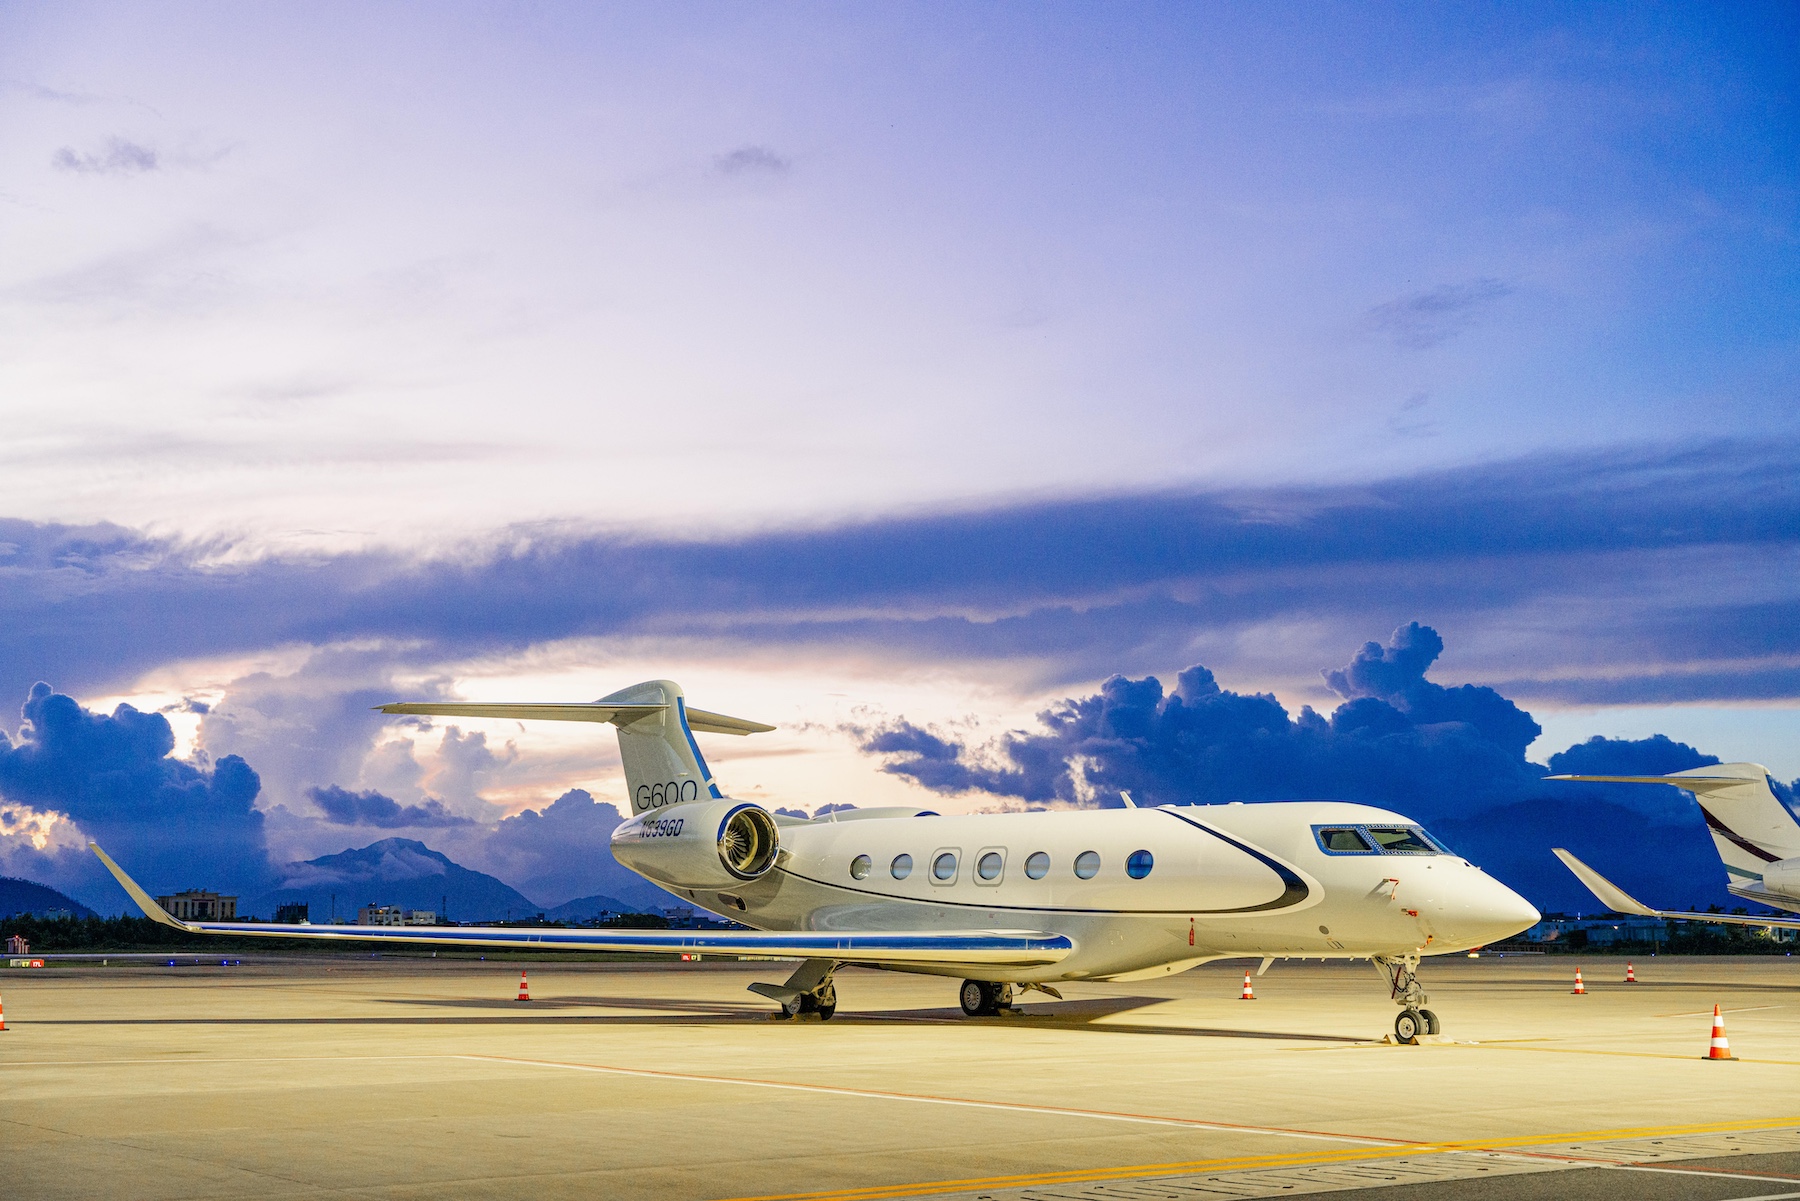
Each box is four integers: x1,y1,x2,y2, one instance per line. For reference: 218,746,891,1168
1024,851,1050,879
850,854,872,880
1074,850,1101,879
933,851,958,881
891,853,913,880
1126,849,1153,879
976,851,1003,881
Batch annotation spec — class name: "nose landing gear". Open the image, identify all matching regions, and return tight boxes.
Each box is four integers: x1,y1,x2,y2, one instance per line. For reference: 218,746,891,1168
1374,954,1440,1044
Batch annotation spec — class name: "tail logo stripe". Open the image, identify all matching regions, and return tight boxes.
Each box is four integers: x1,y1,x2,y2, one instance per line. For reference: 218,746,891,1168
1698,805,1782,863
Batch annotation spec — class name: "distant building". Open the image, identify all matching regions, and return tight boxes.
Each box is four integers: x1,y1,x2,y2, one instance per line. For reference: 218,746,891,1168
1522,914,1798,946
156,890,237,920
5,934,27,955
662,906,696,927
356,905,439,926
273,903,310,924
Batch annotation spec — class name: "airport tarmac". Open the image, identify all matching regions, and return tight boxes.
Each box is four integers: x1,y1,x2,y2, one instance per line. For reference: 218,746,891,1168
3,954,1798,1200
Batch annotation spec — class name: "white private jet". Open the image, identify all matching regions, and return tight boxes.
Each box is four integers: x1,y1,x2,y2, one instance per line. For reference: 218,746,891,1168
1551,762,1800,932
92,680,1540,1043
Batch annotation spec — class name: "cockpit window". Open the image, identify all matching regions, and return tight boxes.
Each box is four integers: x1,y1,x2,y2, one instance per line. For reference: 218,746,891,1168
1316,827,1375,854
1365,826,1438,854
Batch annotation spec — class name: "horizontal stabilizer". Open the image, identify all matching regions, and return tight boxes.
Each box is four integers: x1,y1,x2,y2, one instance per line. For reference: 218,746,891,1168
89,843,1069,967
1552,847,1800,931
1548,774,1748,791
375,701,774,735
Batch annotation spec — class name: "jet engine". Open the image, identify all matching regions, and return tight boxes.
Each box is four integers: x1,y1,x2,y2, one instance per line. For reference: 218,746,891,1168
610,799,781,890
1761,856,1800,901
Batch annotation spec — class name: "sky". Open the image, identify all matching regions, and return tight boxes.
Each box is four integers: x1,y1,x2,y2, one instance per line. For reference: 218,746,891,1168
1,2,1796,916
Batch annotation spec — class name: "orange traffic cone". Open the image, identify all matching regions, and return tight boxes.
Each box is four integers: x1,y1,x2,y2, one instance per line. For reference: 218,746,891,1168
1572,968,1586,995
1624,962,1637,983
1240,971,1256,1000
517,970,530,1002
0,992,7,1031
1705,1004,1735,1061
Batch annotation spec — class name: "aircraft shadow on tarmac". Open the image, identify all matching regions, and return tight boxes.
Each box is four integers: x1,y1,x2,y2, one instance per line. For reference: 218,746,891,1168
348,992,1371,1042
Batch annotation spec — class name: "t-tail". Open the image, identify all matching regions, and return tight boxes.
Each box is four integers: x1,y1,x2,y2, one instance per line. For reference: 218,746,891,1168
376,680,774,815
1549,762,1800,908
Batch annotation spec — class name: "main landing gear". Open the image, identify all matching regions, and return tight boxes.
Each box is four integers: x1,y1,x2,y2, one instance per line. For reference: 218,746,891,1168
749,958,838,1020
960,979,1013,1016
1374,953,1440,1045
956,980,1060,1016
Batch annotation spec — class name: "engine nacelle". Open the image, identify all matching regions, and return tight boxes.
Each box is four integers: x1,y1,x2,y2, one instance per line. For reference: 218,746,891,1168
1762,856,1800,901
610,798,781,890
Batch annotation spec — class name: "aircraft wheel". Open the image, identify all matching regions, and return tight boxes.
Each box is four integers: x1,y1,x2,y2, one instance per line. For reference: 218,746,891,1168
1394,1008,1423,1045
1420,1008,1440,1036
780,995,803,1019
960,979,993,1016
816,983,837,1022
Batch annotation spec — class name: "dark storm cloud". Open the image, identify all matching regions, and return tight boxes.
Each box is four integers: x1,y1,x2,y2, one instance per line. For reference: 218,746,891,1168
714,145,790,176
0,684,269,896
856,624,1775,911
2,439,1798,708
52,137,159,174
305,784,473,829
1366,278,1512,348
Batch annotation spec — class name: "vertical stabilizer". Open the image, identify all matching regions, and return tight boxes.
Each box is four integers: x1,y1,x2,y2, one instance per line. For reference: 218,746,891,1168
599,680,724,814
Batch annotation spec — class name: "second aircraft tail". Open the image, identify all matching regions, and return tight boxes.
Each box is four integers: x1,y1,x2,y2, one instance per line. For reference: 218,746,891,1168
1550,762,1800,898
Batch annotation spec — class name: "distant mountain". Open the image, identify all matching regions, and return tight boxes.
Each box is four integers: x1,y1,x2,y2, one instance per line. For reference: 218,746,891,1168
0,877,99,920
543,893,651,922
250,838,547,923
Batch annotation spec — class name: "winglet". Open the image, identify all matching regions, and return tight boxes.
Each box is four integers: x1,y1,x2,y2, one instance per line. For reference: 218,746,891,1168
1551,848,1661,917
88,843,193,931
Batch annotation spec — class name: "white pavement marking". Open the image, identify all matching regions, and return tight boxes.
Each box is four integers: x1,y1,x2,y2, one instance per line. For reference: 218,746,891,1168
455,1053,1404,1145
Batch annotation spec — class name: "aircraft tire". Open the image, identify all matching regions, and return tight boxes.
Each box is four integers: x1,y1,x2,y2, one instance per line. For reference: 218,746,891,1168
1420,1008,1440,1036
960,979,993,1016
1394,1008,1423,1045
816,983,837,1021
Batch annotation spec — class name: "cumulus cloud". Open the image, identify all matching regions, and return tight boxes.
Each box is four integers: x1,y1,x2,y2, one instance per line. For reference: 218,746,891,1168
52,137,159,175
0,683,269,897
1367,278,1511,349
305,784,473,828
855,624,1796,910
715,145,790,176
456,788,672,910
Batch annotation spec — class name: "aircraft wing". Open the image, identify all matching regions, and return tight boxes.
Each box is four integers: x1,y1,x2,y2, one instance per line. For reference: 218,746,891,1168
1552,848,1800,931
89,843,1070,967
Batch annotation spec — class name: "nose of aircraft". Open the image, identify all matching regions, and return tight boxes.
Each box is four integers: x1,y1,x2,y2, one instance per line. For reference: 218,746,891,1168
1440,870,1541,947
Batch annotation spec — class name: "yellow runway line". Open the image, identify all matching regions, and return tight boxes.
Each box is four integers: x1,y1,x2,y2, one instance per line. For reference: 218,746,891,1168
707,1115,1800,1201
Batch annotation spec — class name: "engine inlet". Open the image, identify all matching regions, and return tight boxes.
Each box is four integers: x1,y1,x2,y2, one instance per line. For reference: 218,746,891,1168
718,806,779,880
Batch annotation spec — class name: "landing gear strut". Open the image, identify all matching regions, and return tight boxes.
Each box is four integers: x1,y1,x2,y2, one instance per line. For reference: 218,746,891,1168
959,979,1014,1016
1373,954,1439,1044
